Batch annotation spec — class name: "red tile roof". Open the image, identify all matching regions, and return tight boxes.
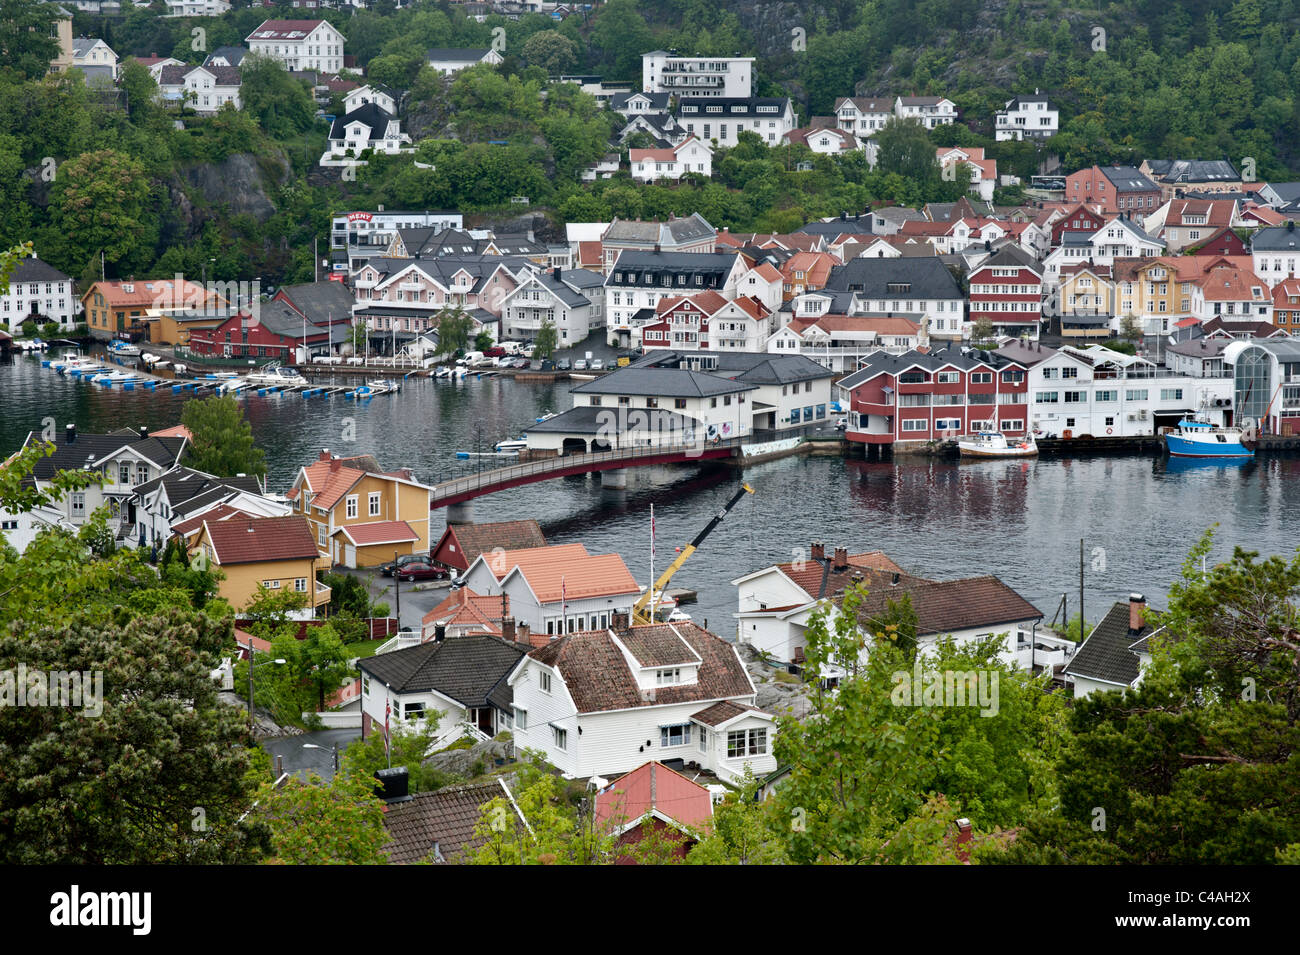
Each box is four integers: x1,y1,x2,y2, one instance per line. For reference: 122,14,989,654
773,550,908,599
203,514,320,565
172,502,246,539
594,761,714,836
421,586,504,636
691,699,763,726
432,519,547,571
335,520,419,546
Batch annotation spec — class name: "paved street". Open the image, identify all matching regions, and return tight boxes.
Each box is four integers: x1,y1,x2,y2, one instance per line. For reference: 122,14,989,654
337,565,454,632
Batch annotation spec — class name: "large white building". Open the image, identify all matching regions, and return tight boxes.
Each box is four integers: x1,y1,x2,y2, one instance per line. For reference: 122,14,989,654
320,103,412,167
499,266,605,346
674,97,796,148
629,137,713,181
245,19,345,74
642,51,754,99
994,92,1058,141
1,256,75,331
157,64,241,114
164,0,230,15
330,209,462,271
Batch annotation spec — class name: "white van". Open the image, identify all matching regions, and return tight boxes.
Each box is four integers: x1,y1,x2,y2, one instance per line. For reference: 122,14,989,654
497,340,525,356
457,351,484,367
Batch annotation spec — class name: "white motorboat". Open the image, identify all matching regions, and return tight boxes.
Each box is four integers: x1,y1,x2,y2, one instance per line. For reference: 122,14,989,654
957,431,1038,458
245,363,309,388
108,339,141,358
493,438,528,453
93,369,141,385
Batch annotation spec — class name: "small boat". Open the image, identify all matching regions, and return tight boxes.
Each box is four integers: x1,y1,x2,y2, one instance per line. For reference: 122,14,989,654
93,369,141,385
958,431,1039,458
535,410,557,423
1164,415,1254,459
245,362,309,388
108,339,141,358
493,438,528,453
434,366,452,379
172,363,187,375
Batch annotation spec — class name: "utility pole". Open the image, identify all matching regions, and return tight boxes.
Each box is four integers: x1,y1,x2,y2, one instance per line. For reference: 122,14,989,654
394,549,401,629
1079,538,1085,640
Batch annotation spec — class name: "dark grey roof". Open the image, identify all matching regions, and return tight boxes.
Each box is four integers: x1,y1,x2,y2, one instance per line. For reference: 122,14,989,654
838,345,1023,390
1167,337,1231,358
558,268,605,290
133,465,260,508
1065,601,1161,687
24,432,187,481
518,270,589,309
204,46,248,67
256,301,332,339
8,258,71,284
799,289,856,312
328,102,395,140
525,405,700,436
825,256,962,298
568,365,756,399
1061,314,1111,327
359,635,526,707
603,214,715,246
642,350,833,385
978,244,1041,272
604,251,737,289
383,781,509,864
1099,165,1159,192
1003,93,1051,107
1264,182,1300,205
278,282,355,325
675,97,792,118
612,91,671,111
1144,159,1238,184
1250,224,1300,251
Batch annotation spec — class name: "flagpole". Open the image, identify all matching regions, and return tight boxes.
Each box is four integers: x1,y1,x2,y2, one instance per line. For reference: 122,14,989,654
384,691,391,768
649,503,655,623
561,576,567,636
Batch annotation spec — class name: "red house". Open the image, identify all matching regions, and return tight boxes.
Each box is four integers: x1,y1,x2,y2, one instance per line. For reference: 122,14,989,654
1050,203,1106,246
186,303,332,360
1188,226,1249,257
593,761,714,864
968,245,1043,340
838,345,1030,453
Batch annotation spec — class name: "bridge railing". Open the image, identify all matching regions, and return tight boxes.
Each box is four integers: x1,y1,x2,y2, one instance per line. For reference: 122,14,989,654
430,438,744,503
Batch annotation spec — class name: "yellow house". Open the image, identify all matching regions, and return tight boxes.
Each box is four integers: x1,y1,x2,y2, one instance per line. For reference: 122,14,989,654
48,8,75,73
191,514,331,615
286,451,432,568
1059,263,1116,338
80,278,219,341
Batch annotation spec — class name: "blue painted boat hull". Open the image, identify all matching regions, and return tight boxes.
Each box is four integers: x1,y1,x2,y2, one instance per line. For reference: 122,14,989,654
1164,433,1253,458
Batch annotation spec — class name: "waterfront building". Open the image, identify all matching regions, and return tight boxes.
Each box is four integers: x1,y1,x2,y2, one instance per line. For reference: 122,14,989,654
507,618,777,785
1,256,75,331
766,315,924,373
1227,337,1300,435
500,266,606,345
81,277,221,341
639,292,774,353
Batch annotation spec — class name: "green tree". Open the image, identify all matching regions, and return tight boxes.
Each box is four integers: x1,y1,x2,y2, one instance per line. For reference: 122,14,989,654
436,307,472,356
875,118,941,187
260,771,390,864
48,150,150,277
533,319,558,360
1119,312,1142,341
474,329,494,352
180,393,268,479
469,758,610,864
972,316,995,343
0,0,60,81
522,30,577,75
240,54,316,138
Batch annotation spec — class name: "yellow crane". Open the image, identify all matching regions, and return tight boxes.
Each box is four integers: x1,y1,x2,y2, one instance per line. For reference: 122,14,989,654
630,483,755,625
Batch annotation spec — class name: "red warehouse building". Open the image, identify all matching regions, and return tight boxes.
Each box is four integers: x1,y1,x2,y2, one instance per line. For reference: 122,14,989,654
837,345,1030,454
186,302,333,360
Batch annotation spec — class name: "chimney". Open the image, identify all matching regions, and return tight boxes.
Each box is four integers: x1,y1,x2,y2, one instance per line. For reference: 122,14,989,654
553,266,562,281
955,818,973,863
611,610,630,630
64,423,76,445
434,624,446,643
330,458,342,472
374,766,412,804
138,425,148,440
810,541,825,562
501,616,516,643
1128,593,1146,633
319,449,331,461
833,546,849,570
517,621,530,645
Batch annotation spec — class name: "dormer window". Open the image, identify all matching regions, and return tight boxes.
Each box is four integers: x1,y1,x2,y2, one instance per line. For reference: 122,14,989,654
655,667,682,685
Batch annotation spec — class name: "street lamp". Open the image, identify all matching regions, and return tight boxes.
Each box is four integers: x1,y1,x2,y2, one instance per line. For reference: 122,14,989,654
303,742,341,774
248,650,286,731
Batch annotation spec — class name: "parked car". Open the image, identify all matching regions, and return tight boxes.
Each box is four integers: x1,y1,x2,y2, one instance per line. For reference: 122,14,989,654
556,358,571,371
379,553,427,577
590,359,604,371
483,346,506,358
573,359,588,371
395,559,449,582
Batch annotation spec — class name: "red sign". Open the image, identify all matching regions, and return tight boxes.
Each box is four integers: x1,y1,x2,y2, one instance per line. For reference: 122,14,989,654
347,212,373,222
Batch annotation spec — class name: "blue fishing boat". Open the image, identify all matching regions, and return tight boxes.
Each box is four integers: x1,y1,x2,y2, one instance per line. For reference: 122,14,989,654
1164,414,1254,459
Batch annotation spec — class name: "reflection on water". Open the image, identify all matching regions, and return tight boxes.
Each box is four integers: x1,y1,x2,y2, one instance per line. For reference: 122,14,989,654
4,355,1299,630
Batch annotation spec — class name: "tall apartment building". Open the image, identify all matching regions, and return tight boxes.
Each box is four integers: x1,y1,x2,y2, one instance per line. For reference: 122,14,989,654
642,51,753,99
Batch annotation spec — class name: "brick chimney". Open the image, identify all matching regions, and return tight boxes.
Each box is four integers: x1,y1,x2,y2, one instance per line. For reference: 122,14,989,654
501,616,516,643
1128,593,1146,634
954,818,972,863
319,449,331,461
832,546,849,570
517,621,530,645
611,610,630,630
810,541,825,562
330,457,341,472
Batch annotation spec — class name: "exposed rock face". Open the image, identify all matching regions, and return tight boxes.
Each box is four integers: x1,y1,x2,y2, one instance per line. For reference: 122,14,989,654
423,736,514,776
179,151,290,224
737,642,813,720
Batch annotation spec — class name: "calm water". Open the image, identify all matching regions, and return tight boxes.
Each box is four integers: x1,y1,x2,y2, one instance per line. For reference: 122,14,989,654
4,354,1297,630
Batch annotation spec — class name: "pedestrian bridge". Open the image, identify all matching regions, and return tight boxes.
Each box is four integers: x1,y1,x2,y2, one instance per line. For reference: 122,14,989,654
429,439,742,509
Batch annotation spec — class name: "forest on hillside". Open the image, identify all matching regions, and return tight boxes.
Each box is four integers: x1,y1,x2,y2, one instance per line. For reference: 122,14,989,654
1,0,1295,287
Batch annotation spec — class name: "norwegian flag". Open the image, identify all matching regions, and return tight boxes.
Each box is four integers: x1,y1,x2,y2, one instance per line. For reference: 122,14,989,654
384,693,391,764
561,576,567,634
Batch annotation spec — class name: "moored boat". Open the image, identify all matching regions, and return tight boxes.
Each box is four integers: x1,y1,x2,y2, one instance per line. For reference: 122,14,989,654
958,431,1038,458
1163,415,1254,459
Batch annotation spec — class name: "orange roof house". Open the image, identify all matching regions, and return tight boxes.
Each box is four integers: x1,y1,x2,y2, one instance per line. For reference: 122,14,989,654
594,761,714,863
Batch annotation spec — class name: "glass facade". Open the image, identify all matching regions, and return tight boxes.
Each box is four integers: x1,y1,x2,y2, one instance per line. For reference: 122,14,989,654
1234,345,1272,428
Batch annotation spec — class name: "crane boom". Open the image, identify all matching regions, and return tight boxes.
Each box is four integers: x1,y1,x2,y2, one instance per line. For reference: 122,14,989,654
631,483,754,624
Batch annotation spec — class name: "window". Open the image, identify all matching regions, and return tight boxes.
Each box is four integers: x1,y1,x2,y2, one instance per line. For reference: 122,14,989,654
1036,392,1059,404
699,727,708,753
71,493,85,517
1001,370,1025,383
404,702,424,722
119,463,131,485
346,495,358,519
1161,388,1184,401
936,371,959,383
660,723,692,747
656,668,681,685
1095,390,1117,402
552,726,567,750
539,671,551,693
514,707,527,730
1064,391,1086,403
1126,389,1148,401
295,578,307,592
902,419,928,432
262,579,281,589
1000,419,1024,431
727,727,768,758
1062,367,1078,379
369,492,381,517
970,372,993,384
